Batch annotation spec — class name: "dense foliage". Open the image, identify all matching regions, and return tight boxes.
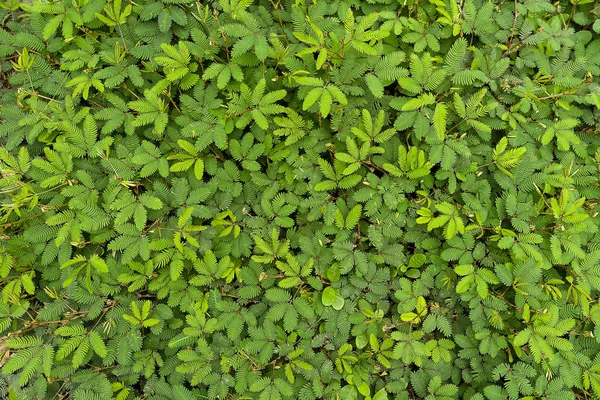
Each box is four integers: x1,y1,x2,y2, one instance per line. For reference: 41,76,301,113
1,0,600,398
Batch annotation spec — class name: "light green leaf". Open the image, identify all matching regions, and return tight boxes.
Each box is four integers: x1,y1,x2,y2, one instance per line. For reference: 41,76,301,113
89,254,108,273
322,287,336,306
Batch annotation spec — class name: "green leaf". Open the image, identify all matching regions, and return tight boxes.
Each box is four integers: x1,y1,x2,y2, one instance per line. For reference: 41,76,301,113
89,254,108,273
365,74,384,98
60,255,87,270
373,389,388,400
338,385,358,400
303,88,322,110
454,264,473,276
320,88,332,117
143,318,160,327
89,331,107,357
402,93,435,111
357,381,370,397
194,159,204,180
345,205,362,230
139,194,163,210
433,103,447,140
177,139,197,156
170,158,195,173
322,287,336,306
332,294,345,310
456,275,474,293
513,330,531,347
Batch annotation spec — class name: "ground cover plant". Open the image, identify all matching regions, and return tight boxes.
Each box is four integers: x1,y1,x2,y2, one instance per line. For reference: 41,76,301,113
1,0,600,398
